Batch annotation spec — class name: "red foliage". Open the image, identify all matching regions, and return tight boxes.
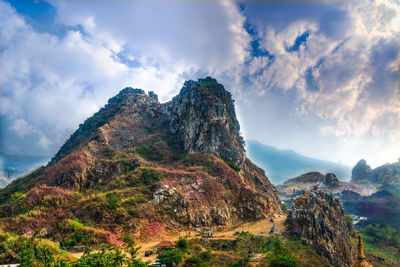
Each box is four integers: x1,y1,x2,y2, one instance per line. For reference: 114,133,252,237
25,185,73,206
144,219,165,237
22,207,68,235
96,230,123,246
43,151,89,184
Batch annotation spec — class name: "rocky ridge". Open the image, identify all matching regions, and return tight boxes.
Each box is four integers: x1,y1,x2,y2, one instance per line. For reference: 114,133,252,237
284,172,339,187
285,189,353,267
352,159,400,184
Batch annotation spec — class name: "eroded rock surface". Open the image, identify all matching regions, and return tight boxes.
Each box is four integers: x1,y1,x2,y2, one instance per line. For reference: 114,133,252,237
285,190,353,267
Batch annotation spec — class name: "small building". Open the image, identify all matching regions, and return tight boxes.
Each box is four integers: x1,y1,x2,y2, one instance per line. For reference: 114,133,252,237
155,240,175,252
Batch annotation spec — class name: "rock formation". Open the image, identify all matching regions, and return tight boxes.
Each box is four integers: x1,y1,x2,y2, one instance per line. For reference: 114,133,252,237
283,171,340,188
352,160,372,183
285,189,353,267
351,159,400,184
163,77,245,166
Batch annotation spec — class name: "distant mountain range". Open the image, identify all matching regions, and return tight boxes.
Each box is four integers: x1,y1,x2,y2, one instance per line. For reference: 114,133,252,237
0,153,49,187
246,140,351,184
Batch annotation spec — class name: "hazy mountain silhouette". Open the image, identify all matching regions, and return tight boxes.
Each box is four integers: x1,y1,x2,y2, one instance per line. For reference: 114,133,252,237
246,140,351,184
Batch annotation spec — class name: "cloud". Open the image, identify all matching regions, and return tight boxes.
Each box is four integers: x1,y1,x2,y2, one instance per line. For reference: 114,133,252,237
0,0,250,156
236,0,399,167
1,0,399,168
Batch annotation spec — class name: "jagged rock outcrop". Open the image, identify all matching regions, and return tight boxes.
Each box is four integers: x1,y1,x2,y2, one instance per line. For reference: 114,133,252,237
285,190,353,267
351,159,400,184
284,172,339,188
352,160,372,183
163,77,245,166
0,77,280,240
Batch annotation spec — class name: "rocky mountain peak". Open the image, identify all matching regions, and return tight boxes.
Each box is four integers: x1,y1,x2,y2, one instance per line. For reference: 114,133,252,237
163,77,245,166
351,159,400,184
352,159,372,182
285,189,353,267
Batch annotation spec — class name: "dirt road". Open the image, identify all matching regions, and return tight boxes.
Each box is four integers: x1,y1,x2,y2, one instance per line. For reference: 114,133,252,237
136,214,287,264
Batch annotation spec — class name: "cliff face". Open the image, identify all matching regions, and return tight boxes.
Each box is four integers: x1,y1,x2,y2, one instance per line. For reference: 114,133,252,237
352,159,400,184
285,190,353,267
163,78,245,166
0,78,280,242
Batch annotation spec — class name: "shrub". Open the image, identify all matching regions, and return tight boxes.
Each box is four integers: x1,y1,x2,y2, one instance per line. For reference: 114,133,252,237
158,249,183,265
129,198,136,205
138,196,147,203
10,192,24,201
141,168,163,185
282,203,288,214
344,215,354,233
266,235,299,267
137,144,162,161
137,144,152,154
229,162,241,172
181,153,189,161
128,209,139,217
105,193,120,210
176,237,189,253
269,254,299,267
74,233,83,243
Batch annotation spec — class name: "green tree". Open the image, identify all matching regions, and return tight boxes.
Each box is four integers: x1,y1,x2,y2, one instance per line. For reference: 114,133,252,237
19,239,35,266
158,249,183,266
269,254,299,267
176,237,189,253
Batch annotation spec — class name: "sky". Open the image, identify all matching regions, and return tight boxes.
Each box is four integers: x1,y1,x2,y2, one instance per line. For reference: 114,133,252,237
0,0,399,168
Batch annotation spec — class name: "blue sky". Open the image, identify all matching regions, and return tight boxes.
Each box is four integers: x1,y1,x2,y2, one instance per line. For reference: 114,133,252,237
0,0,399,168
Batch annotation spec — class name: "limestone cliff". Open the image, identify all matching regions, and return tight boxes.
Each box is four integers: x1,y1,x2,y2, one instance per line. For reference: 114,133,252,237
285,189,353,267
163,77,245,166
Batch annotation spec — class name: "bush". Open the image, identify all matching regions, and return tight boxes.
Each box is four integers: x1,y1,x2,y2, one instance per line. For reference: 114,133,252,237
158,249,183,266
74,233,83,243
129,198,136,205
344,215,354,233
269,254,299,267
229,162,241,172
176,237,189,253
128,209,139,217
137,144,162,161
141,168,163,185
105,193,120,210
266,235,299,267
138,196,147,203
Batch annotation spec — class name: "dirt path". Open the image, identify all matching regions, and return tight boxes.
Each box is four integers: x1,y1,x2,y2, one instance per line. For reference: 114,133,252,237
136,214,287,264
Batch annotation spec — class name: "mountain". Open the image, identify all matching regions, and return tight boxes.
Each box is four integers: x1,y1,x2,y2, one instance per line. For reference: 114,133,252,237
277,171,376,197
0,77,280,245
0,153,49,188
246,140,351,184
351,159,400,184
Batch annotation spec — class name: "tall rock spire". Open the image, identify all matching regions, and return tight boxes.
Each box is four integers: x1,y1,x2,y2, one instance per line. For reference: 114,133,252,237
353,233,372,267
